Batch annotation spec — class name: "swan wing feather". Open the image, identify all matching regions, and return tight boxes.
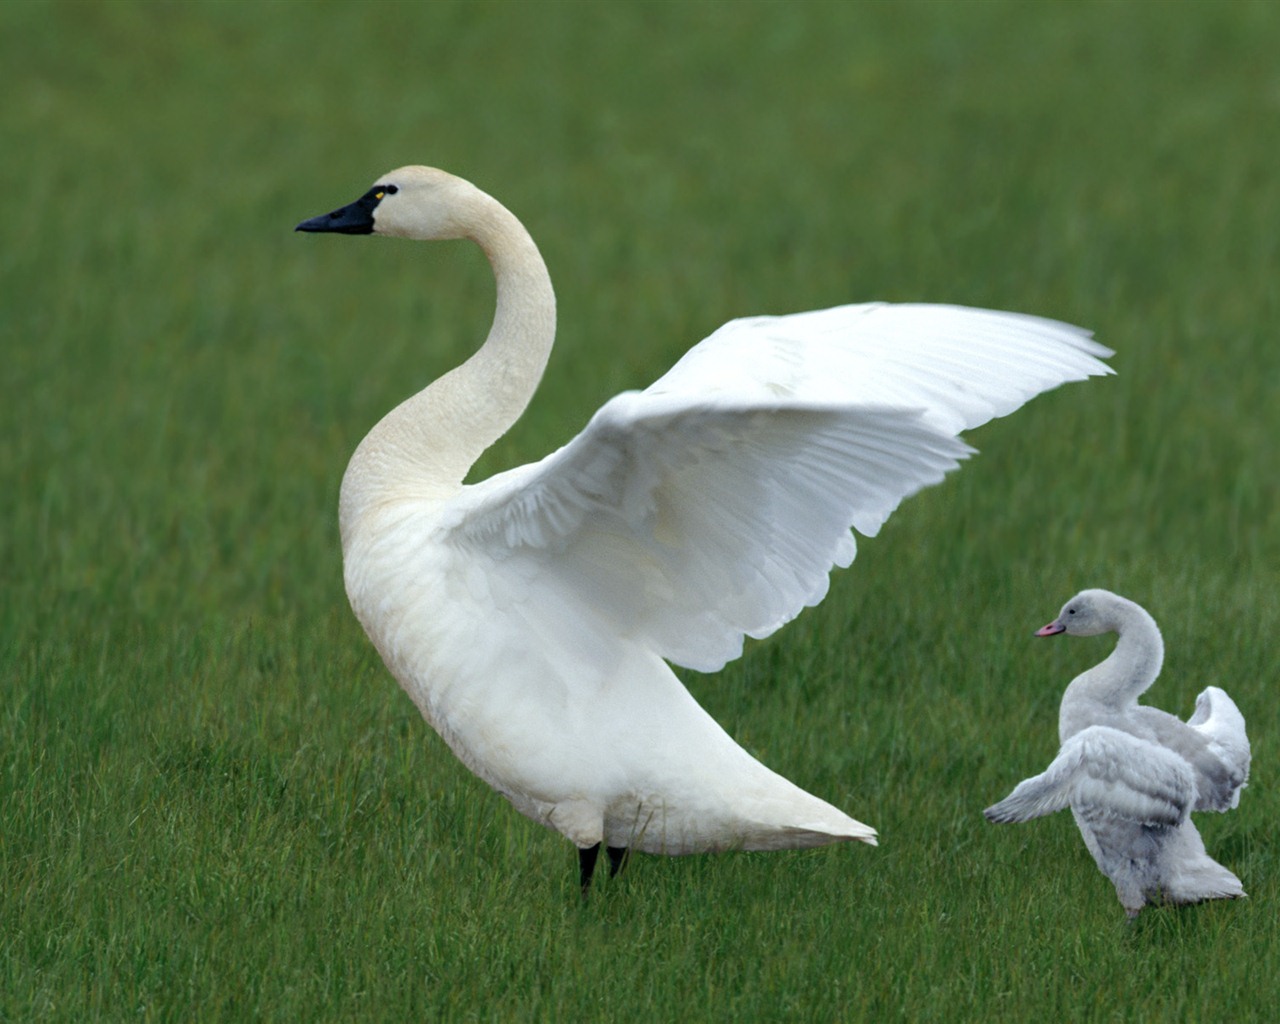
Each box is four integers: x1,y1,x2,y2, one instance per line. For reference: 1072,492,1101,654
1125,694,1250,813
649,302,1114,435
447,395,968,671
1186,686,1251,810
985,725,1195,826
442,303,1112,673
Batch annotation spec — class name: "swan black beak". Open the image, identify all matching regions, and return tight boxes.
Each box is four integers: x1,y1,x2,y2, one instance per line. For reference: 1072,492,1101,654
295,194,378,235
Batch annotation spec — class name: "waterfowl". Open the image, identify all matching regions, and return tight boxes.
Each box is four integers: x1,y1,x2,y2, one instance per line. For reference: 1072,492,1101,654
296,166,1114,891
985,589,1250,917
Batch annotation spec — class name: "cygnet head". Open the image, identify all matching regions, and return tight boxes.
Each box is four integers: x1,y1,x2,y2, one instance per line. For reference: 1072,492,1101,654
295,166,478,241
1035,588,1128,638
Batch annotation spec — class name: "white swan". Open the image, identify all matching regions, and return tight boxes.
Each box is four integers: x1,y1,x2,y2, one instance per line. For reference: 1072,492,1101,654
296,166,1114,890
985,589,1250,917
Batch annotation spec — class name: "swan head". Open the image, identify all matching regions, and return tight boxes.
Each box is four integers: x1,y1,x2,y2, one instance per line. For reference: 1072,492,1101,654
1035,588,1127,638
295,166,479,241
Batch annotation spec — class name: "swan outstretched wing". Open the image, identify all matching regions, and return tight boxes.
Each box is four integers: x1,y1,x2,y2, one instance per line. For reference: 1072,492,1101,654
448,396,970,672
1187,686,1251,810
648,303,1113,435
984,725,1195,827
1127,687,1251,813
443,303,1113,673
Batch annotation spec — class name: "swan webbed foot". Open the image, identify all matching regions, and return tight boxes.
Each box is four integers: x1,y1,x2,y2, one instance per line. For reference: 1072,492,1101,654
607,845,629,879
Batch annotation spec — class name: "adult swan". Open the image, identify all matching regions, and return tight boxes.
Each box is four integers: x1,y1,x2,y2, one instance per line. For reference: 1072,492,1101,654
296,166,1113,891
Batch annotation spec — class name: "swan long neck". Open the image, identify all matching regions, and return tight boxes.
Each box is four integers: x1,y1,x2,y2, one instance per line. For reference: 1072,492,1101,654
1059,596,1164,740
339,187,556,542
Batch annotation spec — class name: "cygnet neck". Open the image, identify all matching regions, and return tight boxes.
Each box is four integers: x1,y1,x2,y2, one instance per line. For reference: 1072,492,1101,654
1059,595,1164,740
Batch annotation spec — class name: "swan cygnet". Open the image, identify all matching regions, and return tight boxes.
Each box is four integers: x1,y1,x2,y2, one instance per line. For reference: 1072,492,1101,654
296,166,1114,891
985,589,1251,918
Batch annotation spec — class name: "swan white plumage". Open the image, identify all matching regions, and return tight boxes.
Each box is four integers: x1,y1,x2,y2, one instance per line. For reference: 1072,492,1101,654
296,166,1114,889
985,589,1250,917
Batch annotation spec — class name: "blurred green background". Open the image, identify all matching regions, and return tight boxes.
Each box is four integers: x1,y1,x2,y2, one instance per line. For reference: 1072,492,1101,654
3,2,1278,1021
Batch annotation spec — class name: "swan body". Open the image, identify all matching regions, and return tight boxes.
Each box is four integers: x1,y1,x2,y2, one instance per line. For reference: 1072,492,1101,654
985,589,1250,917
297,166,1114,886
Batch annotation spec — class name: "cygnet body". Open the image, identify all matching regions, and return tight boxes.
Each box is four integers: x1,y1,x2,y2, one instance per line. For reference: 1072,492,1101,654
986,589,1250,917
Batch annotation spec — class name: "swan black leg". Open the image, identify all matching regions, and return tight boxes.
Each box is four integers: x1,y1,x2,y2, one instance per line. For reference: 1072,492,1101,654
579,842,629,895
579,843,601,896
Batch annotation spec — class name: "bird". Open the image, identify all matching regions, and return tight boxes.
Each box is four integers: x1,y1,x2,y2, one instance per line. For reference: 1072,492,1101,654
985,589,1250,918
296,165,1114,892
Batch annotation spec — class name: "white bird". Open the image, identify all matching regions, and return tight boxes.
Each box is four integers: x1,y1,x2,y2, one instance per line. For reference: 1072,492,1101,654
985,589,1250,918
296,166,1113,891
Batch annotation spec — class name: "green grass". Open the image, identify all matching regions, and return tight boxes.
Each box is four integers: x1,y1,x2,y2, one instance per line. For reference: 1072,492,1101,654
4,0,1279,1020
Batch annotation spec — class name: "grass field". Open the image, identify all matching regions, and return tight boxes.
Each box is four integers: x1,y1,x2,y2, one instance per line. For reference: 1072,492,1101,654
4,1,1279,1020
